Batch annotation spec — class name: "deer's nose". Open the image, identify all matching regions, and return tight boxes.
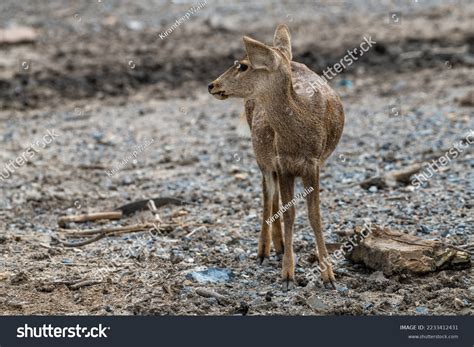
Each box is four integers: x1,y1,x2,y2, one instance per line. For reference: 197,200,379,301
208,83,214,92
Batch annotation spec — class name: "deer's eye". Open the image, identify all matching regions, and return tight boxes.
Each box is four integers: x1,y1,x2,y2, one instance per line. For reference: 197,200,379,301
238,63,248,72
234,61,248,72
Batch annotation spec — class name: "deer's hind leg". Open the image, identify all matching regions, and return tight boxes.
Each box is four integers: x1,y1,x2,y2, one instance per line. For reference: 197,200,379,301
257,173,274,265
302,166,336,288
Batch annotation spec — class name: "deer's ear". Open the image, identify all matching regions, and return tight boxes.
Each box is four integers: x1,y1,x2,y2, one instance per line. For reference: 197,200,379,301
273,24,292,60
243,36,280,71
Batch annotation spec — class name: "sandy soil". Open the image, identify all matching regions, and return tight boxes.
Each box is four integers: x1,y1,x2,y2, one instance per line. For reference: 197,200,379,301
0,0,473,315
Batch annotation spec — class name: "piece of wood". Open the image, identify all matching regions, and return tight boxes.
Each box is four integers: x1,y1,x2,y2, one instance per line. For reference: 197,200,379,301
346,225,471,275
0,26,37,44
58,211,123,227
58,223,162,236
147,199,163,224
54,223,160,247
386,163,422,185
195,288,232,305
356,164,422,189
117,197,186,216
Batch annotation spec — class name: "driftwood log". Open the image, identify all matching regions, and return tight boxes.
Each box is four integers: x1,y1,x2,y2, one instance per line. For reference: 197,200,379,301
357,163,422,190
346,225,471,275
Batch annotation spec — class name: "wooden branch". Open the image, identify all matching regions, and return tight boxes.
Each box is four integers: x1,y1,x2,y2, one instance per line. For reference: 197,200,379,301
58,223,158,237
53,232,107,247
147,199,163,224
58,211,123,227
346,163,423,189
196,288,232,305
117,197,187,216
54,223,161,247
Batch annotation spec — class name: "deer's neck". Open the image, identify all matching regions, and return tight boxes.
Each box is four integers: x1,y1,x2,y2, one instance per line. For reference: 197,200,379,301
257,76,304,139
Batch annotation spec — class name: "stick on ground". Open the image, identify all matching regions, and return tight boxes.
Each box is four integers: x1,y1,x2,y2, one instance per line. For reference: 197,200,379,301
58,211,123,227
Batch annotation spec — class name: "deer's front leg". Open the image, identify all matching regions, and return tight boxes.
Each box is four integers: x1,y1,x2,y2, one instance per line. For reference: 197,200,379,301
257,174,273,264
278,173,296,291
271,178,284,258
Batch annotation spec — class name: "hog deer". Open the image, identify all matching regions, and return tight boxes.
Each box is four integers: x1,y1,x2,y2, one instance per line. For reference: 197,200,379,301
208,25,344,290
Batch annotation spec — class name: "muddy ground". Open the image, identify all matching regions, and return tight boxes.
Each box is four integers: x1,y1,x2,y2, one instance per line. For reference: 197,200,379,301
0,0,473,315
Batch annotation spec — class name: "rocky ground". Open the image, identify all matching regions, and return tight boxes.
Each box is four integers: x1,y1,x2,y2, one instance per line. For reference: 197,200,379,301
0,0,472,315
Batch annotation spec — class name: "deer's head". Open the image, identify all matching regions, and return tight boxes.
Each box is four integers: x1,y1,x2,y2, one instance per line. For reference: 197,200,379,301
208,25,292,100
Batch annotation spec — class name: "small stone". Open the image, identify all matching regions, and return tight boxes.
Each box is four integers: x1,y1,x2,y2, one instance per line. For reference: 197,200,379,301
26,190,42,201
10,271,28,285
415,306,428,315
217,244,228,253
307,295,329,312
369,186,378,193
186,268,235,284
364,302,374,310
206,297,219,306
368,271,390,285
202,214,214,224
419,225,431,234
454,298,464,310
265,291,273,302
337,285,349,296
122,176,133,185
170,252,184,264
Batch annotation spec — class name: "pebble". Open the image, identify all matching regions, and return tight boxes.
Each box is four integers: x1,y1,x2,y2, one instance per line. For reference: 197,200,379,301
369,186,378,193
363,302,374,310
206,297,219,306
337,285,349,296
186,268,235,284
419,225,431,234
307,295,329,311
453,298,464,310
368,271,390,285
202,214,215,224
415,306,428,315
217,244,228,253
265,291,273,302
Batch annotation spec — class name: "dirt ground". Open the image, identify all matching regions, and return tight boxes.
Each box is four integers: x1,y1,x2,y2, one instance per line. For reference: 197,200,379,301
0,0,473,315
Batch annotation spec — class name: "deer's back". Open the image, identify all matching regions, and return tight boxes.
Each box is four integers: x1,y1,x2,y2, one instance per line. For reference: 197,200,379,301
291,61,345,162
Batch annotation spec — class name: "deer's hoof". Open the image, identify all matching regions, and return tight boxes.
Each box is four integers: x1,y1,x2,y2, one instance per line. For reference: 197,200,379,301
323,280,337,290
282,280,294,292
257,257,270,266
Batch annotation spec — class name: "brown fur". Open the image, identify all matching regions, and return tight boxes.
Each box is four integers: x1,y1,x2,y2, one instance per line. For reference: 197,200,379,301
209,25,344,290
